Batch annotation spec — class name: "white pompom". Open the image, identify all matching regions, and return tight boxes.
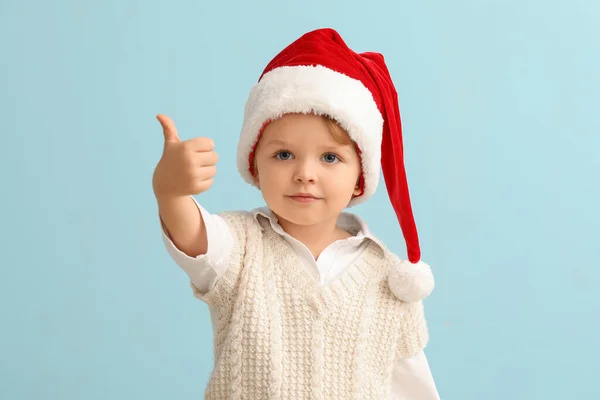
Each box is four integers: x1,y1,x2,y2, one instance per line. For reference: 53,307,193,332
387,260,434,302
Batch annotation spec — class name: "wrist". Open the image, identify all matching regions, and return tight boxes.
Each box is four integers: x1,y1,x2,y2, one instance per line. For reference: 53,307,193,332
154,189,184,204
152,169,177,202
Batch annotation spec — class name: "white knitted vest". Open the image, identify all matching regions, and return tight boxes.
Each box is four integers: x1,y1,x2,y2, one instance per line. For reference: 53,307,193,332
191,211,429,400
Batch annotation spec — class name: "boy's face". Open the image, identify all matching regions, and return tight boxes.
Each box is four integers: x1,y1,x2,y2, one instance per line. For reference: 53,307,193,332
253,113,362,227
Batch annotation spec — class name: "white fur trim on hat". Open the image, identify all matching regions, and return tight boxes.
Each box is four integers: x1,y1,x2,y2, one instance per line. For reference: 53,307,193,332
387,260,434,302
237,65,384,206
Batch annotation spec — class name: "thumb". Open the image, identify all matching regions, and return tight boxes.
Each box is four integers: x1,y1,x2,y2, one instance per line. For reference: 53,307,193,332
156,114,180,145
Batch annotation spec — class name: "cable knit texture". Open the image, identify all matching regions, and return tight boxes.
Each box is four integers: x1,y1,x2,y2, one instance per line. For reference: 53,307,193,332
191,211,429,399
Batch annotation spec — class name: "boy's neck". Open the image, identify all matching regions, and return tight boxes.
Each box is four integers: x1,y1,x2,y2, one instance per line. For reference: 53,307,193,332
275,215,351,260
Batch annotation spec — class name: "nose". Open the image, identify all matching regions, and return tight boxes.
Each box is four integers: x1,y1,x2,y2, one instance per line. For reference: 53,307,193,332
293,159,317,184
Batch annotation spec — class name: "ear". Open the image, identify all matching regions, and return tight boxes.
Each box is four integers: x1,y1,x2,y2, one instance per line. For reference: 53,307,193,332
353,184,361,196
251,155,261,187
253,170,260,187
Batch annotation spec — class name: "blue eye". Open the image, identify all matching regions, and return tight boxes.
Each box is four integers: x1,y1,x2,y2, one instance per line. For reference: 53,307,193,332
322,153,340,163
275,151,293,160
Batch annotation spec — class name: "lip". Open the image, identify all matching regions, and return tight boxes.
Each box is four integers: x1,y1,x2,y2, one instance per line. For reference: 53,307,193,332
287,193,321,203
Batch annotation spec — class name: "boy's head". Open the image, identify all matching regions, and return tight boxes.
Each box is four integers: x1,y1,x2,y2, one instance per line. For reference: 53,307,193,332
236,28,422,264
250,112,362,227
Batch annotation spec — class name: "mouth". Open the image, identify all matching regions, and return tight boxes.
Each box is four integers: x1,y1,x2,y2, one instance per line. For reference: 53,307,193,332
287,193,321,203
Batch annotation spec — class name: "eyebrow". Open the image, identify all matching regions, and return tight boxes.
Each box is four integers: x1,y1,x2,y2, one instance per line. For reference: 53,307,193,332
263,139,288,147
321,145,353,156
264,139,351,153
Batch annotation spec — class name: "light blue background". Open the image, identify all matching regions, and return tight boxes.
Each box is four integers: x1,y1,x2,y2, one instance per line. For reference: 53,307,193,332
1,0,599,399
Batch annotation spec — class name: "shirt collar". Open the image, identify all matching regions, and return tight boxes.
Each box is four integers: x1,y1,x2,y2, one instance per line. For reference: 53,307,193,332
250,206,386,251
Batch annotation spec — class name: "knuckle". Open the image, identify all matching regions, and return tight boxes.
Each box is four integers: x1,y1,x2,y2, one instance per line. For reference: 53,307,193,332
207,165,217,174
190,181,203,194
203,138,215,149
195,179,213,193
199,166,216,180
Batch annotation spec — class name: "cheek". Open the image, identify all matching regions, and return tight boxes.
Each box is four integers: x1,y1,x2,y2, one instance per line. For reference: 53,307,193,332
256,164,286,193
331,168,360,192
323,173,355,194
259,165,280,182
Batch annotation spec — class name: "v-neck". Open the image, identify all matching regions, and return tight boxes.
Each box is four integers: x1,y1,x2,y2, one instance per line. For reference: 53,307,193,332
260,220,388,313
252,208,387,285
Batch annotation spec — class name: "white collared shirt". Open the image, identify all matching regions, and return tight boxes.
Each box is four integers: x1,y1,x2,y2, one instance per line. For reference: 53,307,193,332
161,197,440,400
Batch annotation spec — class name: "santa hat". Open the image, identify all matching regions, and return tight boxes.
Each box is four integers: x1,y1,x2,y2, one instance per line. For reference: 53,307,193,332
237,28,433,302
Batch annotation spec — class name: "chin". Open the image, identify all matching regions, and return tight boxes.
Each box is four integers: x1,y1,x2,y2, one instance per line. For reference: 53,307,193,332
274,207,317,225
278,205,345,228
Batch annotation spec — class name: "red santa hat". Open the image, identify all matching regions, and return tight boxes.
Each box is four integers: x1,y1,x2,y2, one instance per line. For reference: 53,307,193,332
237,28,433,302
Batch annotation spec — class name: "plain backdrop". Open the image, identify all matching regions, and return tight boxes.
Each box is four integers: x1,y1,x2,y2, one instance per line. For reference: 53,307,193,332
1,0,599,399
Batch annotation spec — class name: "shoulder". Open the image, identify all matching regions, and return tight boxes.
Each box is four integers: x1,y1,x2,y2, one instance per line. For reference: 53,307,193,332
362,240,434,303
216,209,264,244
217,209,255,225
216,206,271,226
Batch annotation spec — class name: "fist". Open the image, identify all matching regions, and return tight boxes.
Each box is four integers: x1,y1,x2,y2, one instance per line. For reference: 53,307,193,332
152,114,218,198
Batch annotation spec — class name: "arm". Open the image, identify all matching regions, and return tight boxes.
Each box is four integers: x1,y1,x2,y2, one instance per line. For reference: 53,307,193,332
157,194,207,257
392,351,440,400
152,113,217,257
160,196,234,294
152,114,224,294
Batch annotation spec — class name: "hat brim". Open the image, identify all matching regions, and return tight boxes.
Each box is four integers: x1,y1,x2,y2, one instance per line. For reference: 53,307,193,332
237,65,384,206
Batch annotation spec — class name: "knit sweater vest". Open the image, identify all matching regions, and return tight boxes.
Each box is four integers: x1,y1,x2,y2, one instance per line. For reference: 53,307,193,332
191,211,429,400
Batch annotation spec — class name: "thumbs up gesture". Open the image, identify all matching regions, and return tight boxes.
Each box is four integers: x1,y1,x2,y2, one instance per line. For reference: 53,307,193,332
152,114,218,199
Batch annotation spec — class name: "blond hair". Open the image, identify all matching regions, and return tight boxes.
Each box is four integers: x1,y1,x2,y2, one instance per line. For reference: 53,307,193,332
323,115,353,145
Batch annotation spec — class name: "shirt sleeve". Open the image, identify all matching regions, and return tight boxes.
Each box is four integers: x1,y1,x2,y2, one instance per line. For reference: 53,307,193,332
160,196,234,295
391,350,440,400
